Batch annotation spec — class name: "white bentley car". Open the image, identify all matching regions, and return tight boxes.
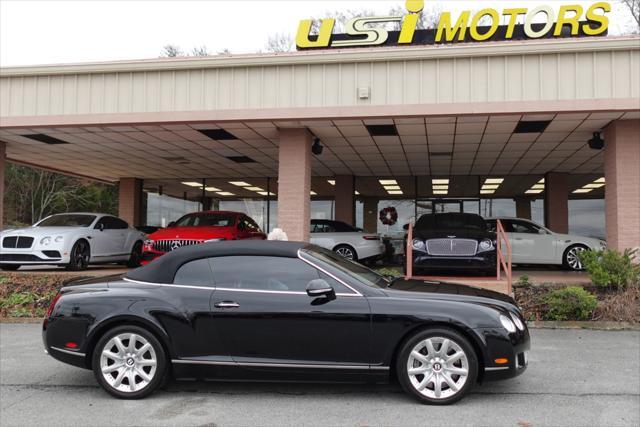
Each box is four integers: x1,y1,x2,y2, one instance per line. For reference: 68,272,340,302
0,213,146,271
310,219,385,262
485,217,607,271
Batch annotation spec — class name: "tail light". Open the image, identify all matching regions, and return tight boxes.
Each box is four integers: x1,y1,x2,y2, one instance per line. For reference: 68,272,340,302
362,235,380,241
45,293,62,319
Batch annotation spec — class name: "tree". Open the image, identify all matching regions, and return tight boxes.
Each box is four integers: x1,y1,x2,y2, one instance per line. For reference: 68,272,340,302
621,0,640,31
161,44,184,57
191,46,211,57
265,33,294,53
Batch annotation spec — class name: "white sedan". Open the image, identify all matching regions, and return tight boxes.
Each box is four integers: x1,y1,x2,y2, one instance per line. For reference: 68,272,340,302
485,217,607,271
310,219,385,262
0,213,146,271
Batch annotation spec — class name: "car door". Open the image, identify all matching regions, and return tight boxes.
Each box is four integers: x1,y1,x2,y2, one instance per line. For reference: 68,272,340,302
109,216,131,255
208,255,372,369
508,219,555,263
309,221,335,250
92,216,127,258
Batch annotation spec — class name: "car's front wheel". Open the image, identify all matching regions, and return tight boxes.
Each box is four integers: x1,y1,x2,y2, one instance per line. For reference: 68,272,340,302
397,328,478,405
127,241,143,268
92,325,167,399
563,244,588,271
66,240,90,271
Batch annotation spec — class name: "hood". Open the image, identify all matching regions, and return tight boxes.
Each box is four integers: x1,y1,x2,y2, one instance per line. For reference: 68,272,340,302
148,226,235,240
413,227,493,240
387,278,516,307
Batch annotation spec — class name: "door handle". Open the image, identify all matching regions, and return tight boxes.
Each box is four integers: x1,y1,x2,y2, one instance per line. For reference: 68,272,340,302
214,301,240,308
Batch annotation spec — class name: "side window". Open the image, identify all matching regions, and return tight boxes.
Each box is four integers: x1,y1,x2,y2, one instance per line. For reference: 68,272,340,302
173,258,214,287
247,218,261,232
111,217,129,229
318,271,358,295
95,218,107,230
210,256,318,292
511,220,539,234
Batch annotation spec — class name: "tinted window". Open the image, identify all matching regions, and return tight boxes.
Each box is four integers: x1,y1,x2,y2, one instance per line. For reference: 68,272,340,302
510,220,541,234
107,216,128,229
173,258,214,287
300,247,388,289
210,256,318,292
416,213,487,230
329,221,358,232
37,214,96,227
175,213,236,227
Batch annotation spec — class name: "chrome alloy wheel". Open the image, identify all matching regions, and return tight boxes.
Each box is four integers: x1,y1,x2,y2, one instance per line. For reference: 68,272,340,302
335,247,355,260
566,246,586,270
100,333,157,393
407,337,469,400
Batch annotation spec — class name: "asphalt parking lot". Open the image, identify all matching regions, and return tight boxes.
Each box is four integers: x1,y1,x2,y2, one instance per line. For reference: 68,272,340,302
1,324,638,427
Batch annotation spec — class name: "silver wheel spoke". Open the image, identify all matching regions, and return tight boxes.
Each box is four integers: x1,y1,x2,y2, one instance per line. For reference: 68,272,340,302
446,366,468,376
112,369,126,387
104,351,123,361
424,339,436,357
417,372,433,391
128,371,136,392
135,368,152,382
136,343,151,357
114,337,126,354
447,351,464,363
102,363,124,374
128,334,138,352
442,372,459,392
137,359,157,367
439,339,450,356
411,350,428,364
408,366,428,375
433,374,442,398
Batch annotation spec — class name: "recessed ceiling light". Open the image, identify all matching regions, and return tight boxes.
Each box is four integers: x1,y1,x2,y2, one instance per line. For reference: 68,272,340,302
216,191,235,196
538,178,545,183
573,188,594,193
366,124,398,136
257,191,276,196
245,187,264,192
584,183,605,189
387,190,403,195
379,179,397,185
514,120,551,133
525,189,544,194
182,181,203,187
432,185,449,190
595,177,605,183
484,178,504,184
480,190,495,194
432,179,450,184
384,185,401,190
482,184,500,190
327,180,335,185
229,181,251,186
355,191,360,195
204,187,221,192
531,184,545,190
433,190,448,195
310,191,317,196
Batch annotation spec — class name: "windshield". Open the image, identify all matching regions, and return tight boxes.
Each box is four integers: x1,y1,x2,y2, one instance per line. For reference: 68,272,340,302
301,246,389,289
174,213,236,227
416,213,487,230
37,214,96,227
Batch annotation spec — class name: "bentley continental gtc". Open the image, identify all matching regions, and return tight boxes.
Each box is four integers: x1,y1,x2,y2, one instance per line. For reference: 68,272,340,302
43,241,529,404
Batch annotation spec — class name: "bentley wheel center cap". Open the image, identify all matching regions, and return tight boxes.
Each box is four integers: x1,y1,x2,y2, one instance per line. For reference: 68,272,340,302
126,358,135,367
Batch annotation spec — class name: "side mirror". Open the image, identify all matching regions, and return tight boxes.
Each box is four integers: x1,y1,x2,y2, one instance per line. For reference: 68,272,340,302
97,223,105,231
306,279,334,298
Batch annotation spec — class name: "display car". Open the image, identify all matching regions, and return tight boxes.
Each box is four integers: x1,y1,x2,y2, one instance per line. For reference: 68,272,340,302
485,217,607,271
0,213,146,271
407,213,497,275
141,211,266,263
310,219,385,262
43,241,529,404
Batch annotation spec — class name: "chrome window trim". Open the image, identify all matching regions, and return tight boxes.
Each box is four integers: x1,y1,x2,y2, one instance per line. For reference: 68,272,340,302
172,358,388,371
50,346,86,357
123,277,216,291
297,250,363,297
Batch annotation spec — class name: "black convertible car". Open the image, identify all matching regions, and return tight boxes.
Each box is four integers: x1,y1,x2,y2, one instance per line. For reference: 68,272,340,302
43,241,529,404
407,212,497,275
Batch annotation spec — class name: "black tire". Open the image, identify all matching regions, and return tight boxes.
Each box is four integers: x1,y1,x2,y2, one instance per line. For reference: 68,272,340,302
562,244,589,271
66,239,90,271
396,327,478,405
333,244,358,262
0,264,21,271
92,325,167,399
127,241,143,268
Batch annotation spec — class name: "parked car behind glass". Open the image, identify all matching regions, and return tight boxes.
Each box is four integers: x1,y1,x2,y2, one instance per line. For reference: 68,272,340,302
310,219,385,262
141,211,266,264
0,213,145,271
407,213,497,275
485,217,606,271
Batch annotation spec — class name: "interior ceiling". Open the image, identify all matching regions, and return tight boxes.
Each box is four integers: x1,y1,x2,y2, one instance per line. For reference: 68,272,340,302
2,111,636,200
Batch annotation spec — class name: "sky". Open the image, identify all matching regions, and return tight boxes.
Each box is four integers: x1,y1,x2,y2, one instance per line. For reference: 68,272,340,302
0,0,636,67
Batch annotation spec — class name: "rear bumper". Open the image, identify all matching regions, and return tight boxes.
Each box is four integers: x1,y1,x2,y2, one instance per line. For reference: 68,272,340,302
358,241,386,260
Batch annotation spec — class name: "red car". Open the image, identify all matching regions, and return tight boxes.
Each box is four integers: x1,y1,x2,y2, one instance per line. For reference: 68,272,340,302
141,211,266,264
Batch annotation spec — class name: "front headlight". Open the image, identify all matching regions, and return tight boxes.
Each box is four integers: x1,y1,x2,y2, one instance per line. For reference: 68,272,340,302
412,239,426,252
54,236,64,243
509,311,525,330
499,314,516,333
478,238,493,252
599,240,607,249
40,236,51,245
144,239,154,246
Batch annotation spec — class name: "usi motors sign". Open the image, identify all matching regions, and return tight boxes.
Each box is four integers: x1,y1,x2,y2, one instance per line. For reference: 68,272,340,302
296,0,610,49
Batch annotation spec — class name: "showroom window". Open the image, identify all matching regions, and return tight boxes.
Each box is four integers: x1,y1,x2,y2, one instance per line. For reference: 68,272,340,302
147,193,201,227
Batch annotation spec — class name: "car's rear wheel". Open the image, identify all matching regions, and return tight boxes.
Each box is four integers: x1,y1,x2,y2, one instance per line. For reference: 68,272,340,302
66,240,90,271
0,264,21,271
563,244,588,271
334,244,357,261
127,241,143,268
396,328,478,405
92,325,167,399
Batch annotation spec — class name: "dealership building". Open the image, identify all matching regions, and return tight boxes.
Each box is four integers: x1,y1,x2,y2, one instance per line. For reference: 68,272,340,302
0,34,639,251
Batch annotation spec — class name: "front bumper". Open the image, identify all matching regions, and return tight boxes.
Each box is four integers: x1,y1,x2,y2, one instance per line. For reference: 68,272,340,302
141,249,164,265
0,250,67,264
475,325,531,381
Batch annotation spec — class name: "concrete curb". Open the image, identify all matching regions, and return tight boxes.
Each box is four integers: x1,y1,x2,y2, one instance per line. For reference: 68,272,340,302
528,320,640,331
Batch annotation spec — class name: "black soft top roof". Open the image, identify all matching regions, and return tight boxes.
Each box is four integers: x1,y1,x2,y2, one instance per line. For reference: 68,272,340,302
126,240,309,284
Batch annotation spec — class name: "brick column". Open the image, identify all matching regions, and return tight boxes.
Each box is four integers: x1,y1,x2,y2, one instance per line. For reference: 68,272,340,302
362,197,379,233
118,178,144,226
278,128,312,241
334,175,355,225
604,119,640,252
0,142,5,230
544,172,569,233
514,197,532,220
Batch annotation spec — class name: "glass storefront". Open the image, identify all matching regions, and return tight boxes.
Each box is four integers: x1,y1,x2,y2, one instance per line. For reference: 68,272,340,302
146,193,201,227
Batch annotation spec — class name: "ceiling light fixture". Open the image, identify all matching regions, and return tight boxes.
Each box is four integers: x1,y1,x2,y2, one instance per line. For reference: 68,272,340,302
204,187,221,192
229,181,251,187
182,181,203,187
379,179,398,185
216,191,235,196
327,180,336,185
